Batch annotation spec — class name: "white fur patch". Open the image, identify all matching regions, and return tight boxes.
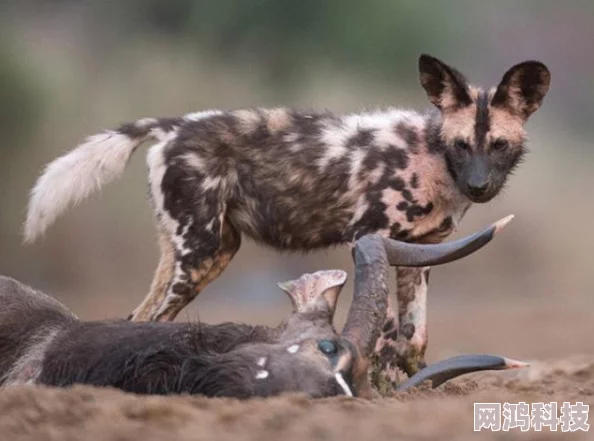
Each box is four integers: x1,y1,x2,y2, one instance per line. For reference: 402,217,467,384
202,176,222,191
24,131,142,242
136,117,159,127
2,328,60,387
255,370,269,380
347,196,368,228
287,344,300,354
348,149,366,189
284,132,299,144
205,219,215,232
175,221,193,255
318,123,354,171
183,153,206,170
183,110,222,122
381,188,413,229
146,132,190,307
257,357,267,367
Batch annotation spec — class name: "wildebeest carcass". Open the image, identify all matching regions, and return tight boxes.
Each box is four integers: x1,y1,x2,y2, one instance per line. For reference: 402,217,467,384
0,217,523,398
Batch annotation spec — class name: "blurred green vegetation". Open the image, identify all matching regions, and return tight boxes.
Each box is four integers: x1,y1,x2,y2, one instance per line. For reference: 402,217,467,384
0,0,592,143
0,42,44,152
119,0,446,82
1,0,593,144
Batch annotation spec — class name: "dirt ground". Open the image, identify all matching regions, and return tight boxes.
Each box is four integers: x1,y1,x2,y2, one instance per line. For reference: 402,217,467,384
1,355,592,441
2,222,593,441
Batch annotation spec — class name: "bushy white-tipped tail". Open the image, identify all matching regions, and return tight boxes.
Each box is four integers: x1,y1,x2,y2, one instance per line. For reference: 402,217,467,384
24,130,148,243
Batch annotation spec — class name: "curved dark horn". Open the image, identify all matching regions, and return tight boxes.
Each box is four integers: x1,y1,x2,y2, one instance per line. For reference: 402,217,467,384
383,215,513,267
396,354,528,391
340,216,513,398
341,233,390,398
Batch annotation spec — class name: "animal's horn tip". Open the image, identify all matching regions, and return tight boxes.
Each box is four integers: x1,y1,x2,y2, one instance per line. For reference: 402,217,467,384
503,357,529,369
277,281,291,292
493,214,514,235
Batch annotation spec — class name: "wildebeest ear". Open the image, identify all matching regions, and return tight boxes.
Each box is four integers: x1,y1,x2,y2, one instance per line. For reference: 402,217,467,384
491,61,551,120
418,54,472,111
278,270,347,316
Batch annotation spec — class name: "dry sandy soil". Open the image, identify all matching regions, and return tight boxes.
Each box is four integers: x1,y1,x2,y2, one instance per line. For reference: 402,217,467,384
1,356,592,441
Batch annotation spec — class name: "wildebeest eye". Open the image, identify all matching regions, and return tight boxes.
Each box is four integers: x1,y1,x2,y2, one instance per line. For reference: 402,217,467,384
454,139,471,151
491,139,509,151
318,340,338,356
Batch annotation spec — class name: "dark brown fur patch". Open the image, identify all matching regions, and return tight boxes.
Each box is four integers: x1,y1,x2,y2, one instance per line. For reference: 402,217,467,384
395,122,420,154
384,329,399,341
382,317,396,333
401,323,416,340
419,55,472,110
474,91,491,150
491,61,551,119
117,122,150,138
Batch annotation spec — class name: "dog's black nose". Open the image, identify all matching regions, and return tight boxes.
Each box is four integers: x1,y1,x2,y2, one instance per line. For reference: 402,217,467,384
468,182,488,196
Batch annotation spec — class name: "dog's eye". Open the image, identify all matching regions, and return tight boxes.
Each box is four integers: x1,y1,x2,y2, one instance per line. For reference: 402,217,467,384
318,340,338,356
454,139,471,151
491,139,509,151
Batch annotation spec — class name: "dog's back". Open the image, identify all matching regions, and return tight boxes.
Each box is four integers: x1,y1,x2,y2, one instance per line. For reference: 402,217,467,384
0,276,77,385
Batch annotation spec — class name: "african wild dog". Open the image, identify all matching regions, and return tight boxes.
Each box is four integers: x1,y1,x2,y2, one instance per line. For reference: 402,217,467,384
3,220,522,397
24,54,550,383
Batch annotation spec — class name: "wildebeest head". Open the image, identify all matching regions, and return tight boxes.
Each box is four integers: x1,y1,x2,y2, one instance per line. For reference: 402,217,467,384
240,215,521,398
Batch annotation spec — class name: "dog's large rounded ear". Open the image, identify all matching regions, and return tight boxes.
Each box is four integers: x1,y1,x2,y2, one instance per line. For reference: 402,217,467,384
418,54,472,111
491,61,551,120
278,270,347,316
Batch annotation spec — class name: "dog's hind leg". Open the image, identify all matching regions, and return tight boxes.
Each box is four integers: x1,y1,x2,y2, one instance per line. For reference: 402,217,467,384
153,218,240,322
129,202,242,322
128,143,242,322
127,226,176,321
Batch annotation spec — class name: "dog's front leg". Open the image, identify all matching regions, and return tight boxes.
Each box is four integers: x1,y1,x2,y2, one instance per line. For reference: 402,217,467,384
393,266,430,376
371,265,429,392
